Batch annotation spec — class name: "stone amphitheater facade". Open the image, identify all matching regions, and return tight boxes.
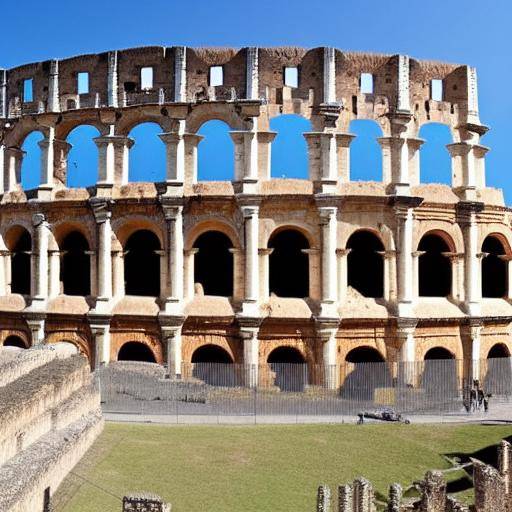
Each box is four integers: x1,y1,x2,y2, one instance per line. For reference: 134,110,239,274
0,45,510,388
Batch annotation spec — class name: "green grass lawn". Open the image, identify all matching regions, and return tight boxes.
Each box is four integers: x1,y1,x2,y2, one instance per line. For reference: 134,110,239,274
54,422,512,512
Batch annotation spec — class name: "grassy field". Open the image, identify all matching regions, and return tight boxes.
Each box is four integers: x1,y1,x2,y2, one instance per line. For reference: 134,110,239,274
54,422,512,512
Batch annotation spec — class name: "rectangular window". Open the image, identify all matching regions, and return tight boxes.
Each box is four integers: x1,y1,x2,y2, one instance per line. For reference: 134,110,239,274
209,66,223,87
284,67,298,88
23,79,33,102
77,72,89,94
140,67,153,89
360,73,374,94
431,79,443,101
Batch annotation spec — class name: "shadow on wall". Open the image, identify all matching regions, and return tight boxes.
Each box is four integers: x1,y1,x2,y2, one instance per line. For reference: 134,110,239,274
270,114,311,179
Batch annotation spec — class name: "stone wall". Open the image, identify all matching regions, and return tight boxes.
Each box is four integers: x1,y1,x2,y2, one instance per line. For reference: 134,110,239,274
0,345,103,512
315,439,512,512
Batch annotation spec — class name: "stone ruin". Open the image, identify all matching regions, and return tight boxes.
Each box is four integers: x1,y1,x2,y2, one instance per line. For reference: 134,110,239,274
316,439,512,511
0,345,103,511
122,493,171,511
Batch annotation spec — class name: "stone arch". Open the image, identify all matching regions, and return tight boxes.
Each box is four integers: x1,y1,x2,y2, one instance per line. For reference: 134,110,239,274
191,344,235,387
268,228,310,298
60,231,91,296
113,217,164,249
487,343,511,359
186,103,248,133
3,335,28,348
115,114,171,138
422,346,458,396
269,114,311,179
117,341,157,362
124,229,161,297
66,124,101,188
348,119,383,182
6,225,32,295
55,117,107,141
418,232,453,297
45,332,91,360
482,235,508,298
346,229,385,298
191,344,233,363
193,231,233,297
197,119,234,181
20,130,45,190
128,122,165,182
418,122,453,185
267,346,307,392
484,343,512,395
414,224,462,254
185,220,240,251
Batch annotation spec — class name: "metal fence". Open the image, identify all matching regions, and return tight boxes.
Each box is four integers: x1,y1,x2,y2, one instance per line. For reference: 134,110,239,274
96,358,512,421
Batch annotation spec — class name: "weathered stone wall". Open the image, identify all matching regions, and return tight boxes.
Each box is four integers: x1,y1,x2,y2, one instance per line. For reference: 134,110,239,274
0,345,103,512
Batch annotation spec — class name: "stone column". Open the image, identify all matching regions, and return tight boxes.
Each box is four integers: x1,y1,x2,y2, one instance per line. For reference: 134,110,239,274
467,320,483,382
379,134,410,196
111,249,124,298
407,138,425,187
159,126,185,193
37,127,55,198
303,248,320,300
174,46,187,102
107,51,118,108
48,249,60,297
241,205,260,317
318,206,338,318
412,250,425,299
397,319,417,386
500,255,512,301
246,47,259,100
229,248,243,301
241,326,259,387
91,320,111,368
0,249,8,296
163,326,183,378
5,147,24,192
318,325,338,389
47,60,60,113
336,249,351,305
335,133,355,184
26,316,46,345
256,132,276,181
457,202,484,316
304,132,337,192
230,128,258,193
183,133,203,184
94,134,115,193
377,250,397,303
184,249,198,300
52,139,72,187
258,248,273,301
444,252,463,302
112,136,134,186
31,213,50,309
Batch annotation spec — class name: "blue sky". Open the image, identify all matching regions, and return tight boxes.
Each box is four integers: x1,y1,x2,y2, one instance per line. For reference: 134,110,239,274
4,0,510,201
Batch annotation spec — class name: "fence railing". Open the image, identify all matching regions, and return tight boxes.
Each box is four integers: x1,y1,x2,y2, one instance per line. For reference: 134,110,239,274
96,358,512,420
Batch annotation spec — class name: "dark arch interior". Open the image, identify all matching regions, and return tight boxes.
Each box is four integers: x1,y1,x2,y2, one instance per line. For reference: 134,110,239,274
61,231,90,296
267,346,306,392
194,231,233,296
3,335,26,348
424,347,454,360
342,347,390,400
191,344,233,363
125,230,161,296
482,236,507,298
117,342,156,362
269,230,309,298
423,347,457,396
191,345,234,387
11,230,31,295
488,343,510,358
418,234,451,297
347,231,384,298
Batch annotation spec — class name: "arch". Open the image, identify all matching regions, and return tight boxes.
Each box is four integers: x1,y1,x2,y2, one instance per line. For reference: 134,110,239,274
197,120,234,181
418,123,452,185
193,231,233,297
346,230,385,298
482,235,507,298
341,346,389,400
61,231,91,296
191,344,235,387
488,343,511,359
3,335,27,348
117,341,156,362
485,343,512,395
8,227,31,295
422,346,457,397
268,229,310,298
124,230,161,296
418,233,452,297
20,131,44,190
128,122,165,183
66,124,101,188
270,114,311,179
267,346,307,392
348,120,383,181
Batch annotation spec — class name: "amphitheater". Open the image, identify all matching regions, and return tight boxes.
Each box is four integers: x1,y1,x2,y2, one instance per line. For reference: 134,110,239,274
0,45,510,391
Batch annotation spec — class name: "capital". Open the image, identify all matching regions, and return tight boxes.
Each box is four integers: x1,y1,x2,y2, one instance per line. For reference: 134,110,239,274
241,205,259,218
89,198,113,224
32,213,47,228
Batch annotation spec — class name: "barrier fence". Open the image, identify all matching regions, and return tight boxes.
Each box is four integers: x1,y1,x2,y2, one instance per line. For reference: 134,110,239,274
96,357,512,420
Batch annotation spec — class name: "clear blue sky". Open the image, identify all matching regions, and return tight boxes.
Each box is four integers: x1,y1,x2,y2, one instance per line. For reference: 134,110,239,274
4,0,510,202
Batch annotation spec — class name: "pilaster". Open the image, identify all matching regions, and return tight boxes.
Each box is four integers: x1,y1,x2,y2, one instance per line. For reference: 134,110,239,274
159,123,186,194
174,46,187,103
89,315,111,368
30,213,50,310
317,203,338,318
246,47,259,100
47,60,60,113
239,203,260,317
108,51,118,108
0,69,6,119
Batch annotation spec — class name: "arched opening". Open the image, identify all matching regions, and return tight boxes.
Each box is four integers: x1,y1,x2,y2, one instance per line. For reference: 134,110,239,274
418,234,452,297
348,120,383,181
485,343,512,395
61,231,90,296
117,342,156,362
270,114,311,179
341,347,389,401
191,344,235,387
124,230,161,296
128,122,165,182
10,228,31,295
423,347,457,398
267,346,307,392
3,335,27,348
268,229,309,298
193,231,233,297
482,236,507,298
197,120,234,181
346,231,384,298
66,125,101,188
20,131,44,190
418,123,452,185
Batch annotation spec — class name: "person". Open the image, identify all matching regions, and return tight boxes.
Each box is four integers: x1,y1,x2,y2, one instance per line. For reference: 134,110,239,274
483,393,491,412
477,388,485,411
